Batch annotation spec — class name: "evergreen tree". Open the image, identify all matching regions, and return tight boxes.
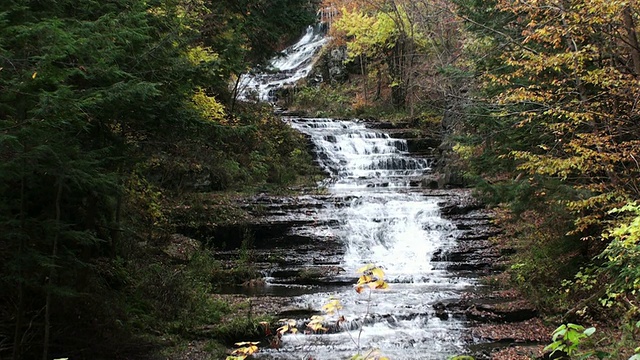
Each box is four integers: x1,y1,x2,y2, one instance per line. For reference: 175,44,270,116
1,0,319,357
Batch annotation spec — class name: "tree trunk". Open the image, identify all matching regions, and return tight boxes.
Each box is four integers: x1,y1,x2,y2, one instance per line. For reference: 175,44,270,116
42,177,64,360
375,70,382,100
389,37,407,109
360,54,368,103
230,74,242,112
110,193,123,258
12,170,26,360
623,6,640,76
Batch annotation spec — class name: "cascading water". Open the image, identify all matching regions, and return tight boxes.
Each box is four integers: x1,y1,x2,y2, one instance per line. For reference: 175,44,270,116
255,118,474,359
238,25,327,102
234,21,475,360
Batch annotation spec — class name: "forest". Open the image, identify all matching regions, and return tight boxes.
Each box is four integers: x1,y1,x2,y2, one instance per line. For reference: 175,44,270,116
0,0,321,358
1,0,639,359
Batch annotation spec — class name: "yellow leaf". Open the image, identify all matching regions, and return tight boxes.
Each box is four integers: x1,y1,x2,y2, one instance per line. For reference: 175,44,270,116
371,267,385,279
357,263,375,273
374,279,389,289
307,319,327,332
234,341,259,346
359,274,375,284
277,325,289,334
32,71,37,79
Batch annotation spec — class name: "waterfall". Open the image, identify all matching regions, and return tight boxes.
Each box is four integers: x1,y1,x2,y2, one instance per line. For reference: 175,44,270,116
255,118,473,359
235,15,474,360
237,25,328,103
317,6,339,28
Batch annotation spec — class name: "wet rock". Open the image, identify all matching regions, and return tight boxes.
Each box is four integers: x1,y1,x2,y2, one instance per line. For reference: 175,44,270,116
433,302,450,320
306,45,348,86
476,301,538,323
538,350,570,359
383,129,422,139
267,265,353,286
242,278,266,288
277,308,322,318
469,344,547,360
471,318,553,343
448,262,494,271
366,121,412,129
406,138,441,153
466,304,504,322
440,202,484,216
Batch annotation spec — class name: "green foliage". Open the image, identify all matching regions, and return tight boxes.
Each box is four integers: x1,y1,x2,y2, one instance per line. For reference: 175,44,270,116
334,8,396,61
545,323,597,358
291,83,431,121
327,0,464,111
454,0,640,351
212,316,271,344
597,202,640,301
292,85,356,117
0,0,319,358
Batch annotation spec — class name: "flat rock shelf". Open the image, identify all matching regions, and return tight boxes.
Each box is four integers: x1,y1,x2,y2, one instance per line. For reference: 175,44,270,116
215,117,503,359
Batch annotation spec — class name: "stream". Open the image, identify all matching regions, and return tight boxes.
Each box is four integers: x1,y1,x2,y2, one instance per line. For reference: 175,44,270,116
253,118,477,359
231,23,490,360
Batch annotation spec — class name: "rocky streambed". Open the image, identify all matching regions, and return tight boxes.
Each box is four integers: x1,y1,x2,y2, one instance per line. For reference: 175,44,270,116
167,117,554,359
170,189,552,359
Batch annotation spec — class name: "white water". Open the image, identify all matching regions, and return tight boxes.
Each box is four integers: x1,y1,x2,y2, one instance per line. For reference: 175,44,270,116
241,25,472,359
238,26,327,102
257,118,473,359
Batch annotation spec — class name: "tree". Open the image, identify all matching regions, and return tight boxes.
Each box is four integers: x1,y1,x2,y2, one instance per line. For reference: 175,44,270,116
1,0,321,358
330,0,463,112
454,0,640,320
0,0,207,357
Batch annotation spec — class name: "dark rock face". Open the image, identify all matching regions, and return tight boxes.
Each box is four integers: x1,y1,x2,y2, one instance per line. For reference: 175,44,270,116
431,191,554,358
361,118,471,189
466,302,538,323
308,45,349,85
406,138,441,153
434,191,502,275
